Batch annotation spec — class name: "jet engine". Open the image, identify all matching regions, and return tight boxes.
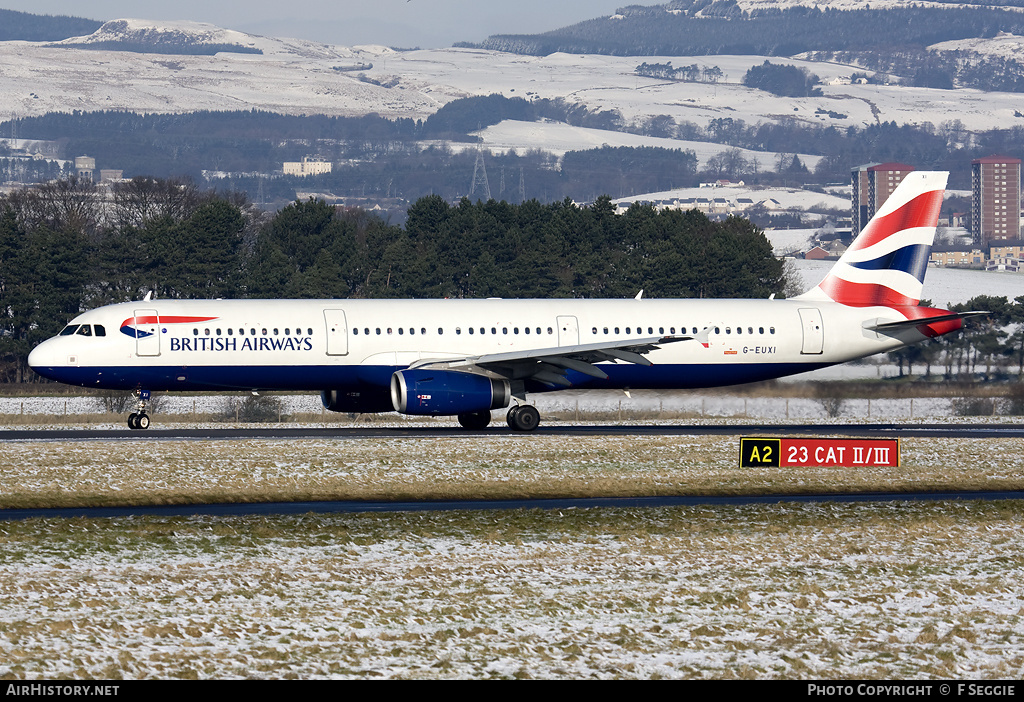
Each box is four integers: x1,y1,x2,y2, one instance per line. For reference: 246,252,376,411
390,369,510,416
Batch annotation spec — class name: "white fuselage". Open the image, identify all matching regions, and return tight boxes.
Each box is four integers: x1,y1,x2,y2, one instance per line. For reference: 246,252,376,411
28,297,918,394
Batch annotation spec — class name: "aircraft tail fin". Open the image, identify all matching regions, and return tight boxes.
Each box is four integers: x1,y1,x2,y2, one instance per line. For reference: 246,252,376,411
795,171,947,307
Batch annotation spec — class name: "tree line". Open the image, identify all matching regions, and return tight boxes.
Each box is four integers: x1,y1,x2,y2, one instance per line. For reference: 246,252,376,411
0,177,786,382
890,296,1024,382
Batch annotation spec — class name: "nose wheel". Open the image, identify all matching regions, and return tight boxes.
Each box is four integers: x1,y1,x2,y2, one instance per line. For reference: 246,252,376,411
506,404,540,432
126,389,152,430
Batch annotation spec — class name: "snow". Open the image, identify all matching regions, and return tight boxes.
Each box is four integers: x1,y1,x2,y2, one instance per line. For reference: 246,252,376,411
3,19,1024,136
465,119,823,170
0,443,1022,678
930,32,1024,59
733,0,1023,12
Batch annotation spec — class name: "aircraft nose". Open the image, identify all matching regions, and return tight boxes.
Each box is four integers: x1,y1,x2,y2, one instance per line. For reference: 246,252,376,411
28,338,62,377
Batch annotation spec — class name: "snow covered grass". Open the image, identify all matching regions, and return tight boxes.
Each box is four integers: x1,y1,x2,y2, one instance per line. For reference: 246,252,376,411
1,500,1022,679
1,434,1022,510
1,427,1022,678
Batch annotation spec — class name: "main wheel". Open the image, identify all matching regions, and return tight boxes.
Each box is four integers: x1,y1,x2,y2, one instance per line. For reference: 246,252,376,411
508,405,540,432
506,405,520,429
457,411,491,430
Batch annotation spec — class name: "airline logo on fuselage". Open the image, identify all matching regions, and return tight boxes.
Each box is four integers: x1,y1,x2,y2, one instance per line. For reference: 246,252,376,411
120,315,218,339
120,314,315,353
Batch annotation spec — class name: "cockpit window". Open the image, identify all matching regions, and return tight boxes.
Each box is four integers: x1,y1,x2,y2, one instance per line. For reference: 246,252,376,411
59,324,105,337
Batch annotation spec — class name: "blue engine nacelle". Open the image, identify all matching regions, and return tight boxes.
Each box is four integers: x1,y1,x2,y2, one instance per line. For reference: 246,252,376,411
321,387,394,413
390,369,511,416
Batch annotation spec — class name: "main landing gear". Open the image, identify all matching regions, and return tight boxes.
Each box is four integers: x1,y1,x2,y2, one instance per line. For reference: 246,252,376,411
127,389,152,430
455,404,541,432
506,404,540,432
457,410,492,430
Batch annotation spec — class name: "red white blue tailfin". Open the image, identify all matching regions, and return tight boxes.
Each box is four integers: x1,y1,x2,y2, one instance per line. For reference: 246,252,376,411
796,171,947,307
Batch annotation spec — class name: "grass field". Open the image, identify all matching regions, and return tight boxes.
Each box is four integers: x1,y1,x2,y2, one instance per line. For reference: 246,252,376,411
1,433,1022,509
0,429,1022,678
1,501,1023,679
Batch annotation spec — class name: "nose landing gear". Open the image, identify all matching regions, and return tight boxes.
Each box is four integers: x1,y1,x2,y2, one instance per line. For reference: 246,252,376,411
127,389,152,430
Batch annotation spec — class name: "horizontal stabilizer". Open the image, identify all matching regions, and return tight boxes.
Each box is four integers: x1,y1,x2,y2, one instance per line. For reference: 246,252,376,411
865,310,988,334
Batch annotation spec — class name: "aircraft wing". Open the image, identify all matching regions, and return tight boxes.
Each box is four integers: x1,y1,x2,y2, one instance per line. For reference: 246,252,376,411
408,335,689,387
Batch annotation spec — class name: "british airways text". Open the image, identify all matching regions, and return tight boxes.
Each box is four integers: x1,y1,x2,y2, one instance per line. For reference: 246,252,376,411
169,336,314,352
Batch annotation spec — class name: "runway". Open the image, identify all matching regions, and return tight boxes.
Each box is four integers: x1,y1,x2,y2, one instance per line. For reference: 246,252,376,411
3,422,1024,442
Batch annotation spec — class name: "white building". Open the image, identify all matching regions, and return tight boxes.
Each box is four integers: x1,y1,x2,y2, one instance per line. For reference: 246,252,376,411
283,157,333,177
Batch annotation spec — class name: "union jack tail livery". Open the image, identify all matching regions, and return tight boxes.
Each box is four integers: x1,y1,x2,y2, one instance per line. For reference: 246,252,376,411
797,171,947,307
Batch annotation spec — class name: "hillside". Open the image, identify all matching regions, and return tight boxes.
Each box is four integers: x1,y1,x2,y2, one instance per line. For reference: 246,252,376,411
0,9,101,42
52,19,263,55
463,0,1024,56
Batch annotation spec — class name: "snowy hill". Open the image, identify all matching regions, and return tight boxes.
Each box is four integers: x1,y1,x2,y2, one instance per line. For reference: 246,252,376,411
730,0,1024,11
52,19,265,54
0,17,1022,134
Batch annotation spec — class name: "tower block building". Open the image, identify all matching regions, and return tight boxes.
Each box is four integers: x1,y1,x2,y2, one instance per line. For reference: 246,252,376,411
851,163,916,234
971,155,1021,245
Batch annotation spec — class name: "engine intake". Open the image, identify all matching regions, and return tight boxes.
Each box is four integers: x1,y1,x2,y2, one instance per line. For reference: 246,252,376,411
390,369,510,416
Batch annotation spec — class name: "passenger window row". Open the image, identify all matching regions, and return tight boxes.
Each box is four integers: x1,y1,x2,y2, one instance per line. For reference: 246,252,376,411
589,326,776,335
193,328,314,336
353,326,556,336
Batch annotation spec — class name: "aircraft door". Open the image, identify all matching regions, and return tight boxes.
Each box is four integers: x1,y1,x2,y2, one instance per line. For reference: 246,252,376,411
134,309,160,357
324,309,349,356
798,308,824,355
556,315,579,346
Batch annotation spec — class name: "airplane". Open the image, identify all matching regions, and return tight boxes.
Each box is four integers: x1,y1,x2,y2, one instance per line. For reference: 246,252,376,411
28,171,980,431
